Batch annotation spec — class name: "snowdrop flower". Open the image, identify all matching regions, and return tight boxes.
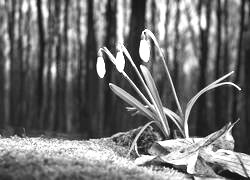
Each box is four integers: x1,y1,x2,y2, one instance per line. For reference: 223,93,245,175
139,33,150,62
96,53,106,78
115,45,125,72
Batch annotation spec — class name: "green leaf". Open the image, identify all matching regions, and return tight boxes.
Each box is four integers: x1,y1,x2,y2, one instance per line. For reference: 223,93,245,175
109,83,155,121
184,71,241,137
140,65,170,137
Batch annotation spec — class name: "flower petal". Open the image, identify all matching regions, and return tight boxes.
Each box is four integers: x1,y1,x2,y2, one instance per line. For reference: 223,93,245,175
139,39,150,62
115,51,125,72
96,56,106,78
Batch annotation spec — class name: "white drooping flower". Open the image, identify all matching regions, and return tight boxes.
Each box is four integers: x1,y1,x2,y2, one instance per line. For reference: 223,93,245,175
139,34,150,62
115,50,125,73
96,56,106,78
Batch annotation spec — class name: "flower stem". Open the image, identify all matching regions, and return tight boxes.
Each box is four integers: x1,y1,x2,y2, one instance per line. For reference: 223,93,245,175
121,43,170,137
143,29,184,121
99,47,156,119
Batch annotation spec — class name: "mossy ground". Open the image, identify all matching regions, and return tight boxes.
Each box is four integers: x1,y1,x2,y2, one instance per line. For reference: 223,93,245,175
0,128,190,180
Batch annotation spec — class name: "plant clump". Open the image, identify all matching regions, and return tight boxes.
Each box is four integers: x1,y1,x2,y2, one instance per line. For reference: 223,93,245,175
96,29,250,179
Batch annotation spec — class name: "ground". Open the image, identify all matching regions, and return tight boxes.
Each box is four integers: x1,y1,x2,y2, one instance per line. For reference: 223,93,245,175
0,128,191,180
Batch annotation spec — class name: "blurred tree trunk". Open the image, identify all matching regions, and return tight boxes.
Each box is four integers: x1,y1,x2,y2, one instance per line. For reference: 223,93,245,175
222,0,230,122
126,0,147,81
45,0,54,130
61,0,69,132
184,2,199,59
231,0,245,124
243,2,250,153
6,0,17,127
172,0,180,111
24,0,31,128
0,3,6,128
103,0,117,135
214,0,223,127
83,0,98,136
76,0,84,133
54,0,62,131
36,0,45,129
17,0,24,127
124,0,147,129
196,0,212,136
160,0,170,105
149,0,156,71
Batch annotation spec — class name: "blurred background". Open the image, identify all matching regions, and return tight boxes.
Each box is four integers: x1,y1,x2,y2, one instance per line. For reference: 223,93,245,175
0,0,250,153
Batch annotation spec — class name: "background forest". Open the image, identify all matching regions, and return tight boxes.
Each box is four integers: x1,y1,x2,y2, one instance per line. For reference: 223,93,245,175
0,0,250,153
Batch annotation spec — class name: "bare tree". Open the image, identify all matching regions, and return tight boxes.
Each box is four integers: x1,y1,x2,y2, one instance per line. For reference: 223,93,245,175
196,0,212,136
44,0,54,130
231,0,245,123
17,0,24,127
172,0,181,111
36,0,45,129
243,0,250,153
214,0,223,127
76,0,84,133
83,0,98,136
54,0,62,131
103,0,117,135
0,3,6,128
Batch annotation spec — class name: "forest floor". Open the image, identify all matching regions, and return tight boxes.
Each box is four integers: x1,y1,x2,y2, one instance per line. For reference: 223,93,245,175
0,128,191,180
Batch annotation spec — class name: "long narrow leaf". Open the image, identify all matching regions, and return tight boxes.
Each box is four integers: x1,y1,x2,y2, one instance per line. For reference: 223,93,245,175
140,65,170,137
109,83,155,121
120,43,160,116
184,79,241,137
162,107,183,127
126,106,184,136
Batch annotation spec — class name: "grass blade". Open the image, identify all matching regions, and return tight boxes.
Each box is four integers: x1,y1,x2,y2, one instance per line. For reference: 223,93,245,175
140,65,170,137
109,83,155,121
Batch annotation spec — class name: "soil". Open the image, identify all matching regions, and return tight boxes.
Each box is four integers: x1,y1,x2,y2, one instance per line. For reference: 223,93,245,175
0,127,191,180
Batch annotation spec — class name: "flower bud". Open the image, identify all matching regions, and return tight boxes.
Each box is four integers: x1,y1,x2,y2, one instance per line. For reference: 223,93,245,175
139,34,150,62
96,56,106,78
115,49,125,73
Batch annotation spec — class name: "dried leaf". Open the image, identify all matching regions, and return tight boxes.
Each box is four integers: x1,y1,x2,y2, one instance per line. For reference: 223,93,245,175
191,156,219,177
134,155,157,165
140,122,241,178
200,149,250,178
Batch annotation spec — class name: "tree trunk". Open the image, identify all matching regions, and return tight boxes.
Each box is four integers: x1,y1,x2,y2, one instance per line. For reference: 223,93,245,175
231,0,245,126
54,0,62,131
76,0,84,133
6,0,17,127
36,0,45,129
61,0,69,132
23,0,31,128
126,0,147,79
103,0,117,135
124,0,147,130
83,0,98,136
243,1,250,153
214,0,223,127
172,0,180,111
149,0,156,71
44,0,54,130
222,0,230,122
196,0,212,136
17,0,24,127
0,3,6,128
160,0,171,105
